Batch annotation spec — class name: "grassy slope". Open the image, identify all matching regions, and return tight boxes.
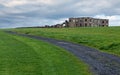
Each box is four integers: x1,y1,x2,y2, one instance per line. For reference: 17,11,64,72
0,31,91,75
13,27,120,56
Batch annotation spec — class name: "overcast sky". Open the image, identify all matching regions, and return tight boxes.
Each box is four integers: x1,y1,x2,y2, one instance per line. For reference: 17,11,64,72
0,0,120,28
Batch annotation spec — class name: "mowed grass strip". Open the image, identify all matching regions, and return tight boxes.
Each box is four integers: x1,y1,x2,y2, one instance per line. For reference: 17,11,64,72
12,27,120,56
0,31,91,75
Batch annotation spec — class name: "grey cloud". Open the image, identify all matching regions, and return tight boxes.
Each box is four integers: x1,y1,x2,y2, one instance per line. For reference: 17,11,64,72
0,0,120,28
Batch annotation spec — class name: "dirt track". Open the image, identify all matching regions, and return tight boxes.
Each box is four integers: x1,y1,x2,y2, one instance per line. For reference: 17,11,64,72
6,31,120,75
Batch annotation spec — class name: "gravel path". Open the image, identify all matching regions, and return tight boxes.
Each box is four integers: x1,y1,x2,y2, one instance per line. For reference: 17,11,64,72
6,31,120,75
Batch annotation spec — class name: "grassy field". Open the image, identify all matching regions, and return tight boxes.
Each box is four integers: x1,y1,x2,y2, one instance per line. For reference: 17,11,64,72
0,31,91,75
12,27,120,56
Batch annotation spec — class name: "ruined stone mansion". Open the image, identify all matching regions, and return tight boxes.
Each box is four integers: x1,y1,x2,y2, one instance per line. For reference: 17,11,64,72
51,17,109,28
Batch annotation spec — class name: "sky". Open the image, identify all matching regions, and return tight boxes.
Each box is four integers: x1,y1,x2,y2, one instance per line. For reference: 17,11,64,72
0,0,120,28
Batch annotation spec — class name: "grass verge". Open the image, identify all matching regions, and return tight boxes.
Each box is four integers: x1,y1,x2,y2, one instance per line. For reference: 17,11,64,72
0,31,92,75
12,27,120,56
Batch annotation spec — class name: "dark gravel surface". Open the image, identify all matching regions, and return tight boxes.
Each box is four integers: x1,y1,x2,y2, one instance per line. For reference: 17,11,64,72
6,31,120,75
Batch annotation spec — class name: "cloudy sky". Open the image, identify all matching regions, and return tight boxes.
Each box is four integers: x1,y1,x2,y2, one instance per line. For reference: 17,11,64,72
0,0,120,28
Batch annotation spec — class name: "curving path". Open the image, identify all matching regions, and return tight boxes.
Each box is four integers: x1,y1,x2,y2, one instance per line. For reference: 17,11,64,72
6,31,120,75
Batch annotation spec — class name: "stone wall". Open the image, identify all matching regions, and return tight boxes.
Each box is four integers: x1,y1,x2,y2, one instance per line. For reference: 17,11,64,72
66,17,109,27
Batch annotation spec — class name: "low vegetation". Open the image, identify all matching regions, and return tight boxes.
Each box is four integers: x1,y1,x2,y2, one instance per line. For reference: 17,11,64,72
12,27,120,56
0,31,91,75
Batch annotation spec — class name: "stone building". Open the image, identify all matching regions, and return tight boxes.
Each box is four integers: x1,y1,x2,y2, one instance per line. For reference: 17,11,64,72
54,24,63,28
64,17,109,27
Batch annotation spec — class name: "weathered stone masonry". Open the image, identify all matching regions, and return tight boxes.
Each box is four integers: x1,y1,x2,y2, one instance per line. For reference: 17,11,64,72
64,17,109,27
38,17,109,28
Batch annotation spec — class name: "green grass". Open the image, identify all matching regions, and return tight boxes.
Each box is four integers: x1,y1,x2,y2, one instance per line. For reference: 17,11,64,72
12,26,120,56
0,31,91,75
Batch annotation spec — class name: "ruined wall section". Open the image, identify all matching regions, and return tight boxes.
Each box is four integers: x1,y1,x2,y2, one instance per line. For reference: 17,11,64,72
67,17,109,27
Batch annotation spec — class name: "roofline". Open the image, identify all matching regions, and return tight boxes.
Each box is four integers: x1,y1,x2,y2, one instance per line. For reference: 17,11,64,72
69,17,109,20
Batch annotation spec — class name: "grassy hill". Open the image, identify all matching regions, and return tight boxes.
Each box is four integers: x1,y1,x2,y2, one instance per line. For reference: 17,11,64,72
12,27,120,56
0,31,91,75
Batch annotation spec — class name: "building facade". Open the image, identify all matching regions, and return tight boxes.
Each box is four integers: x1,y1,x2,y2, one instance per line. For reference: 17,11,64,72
64,17,109,27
